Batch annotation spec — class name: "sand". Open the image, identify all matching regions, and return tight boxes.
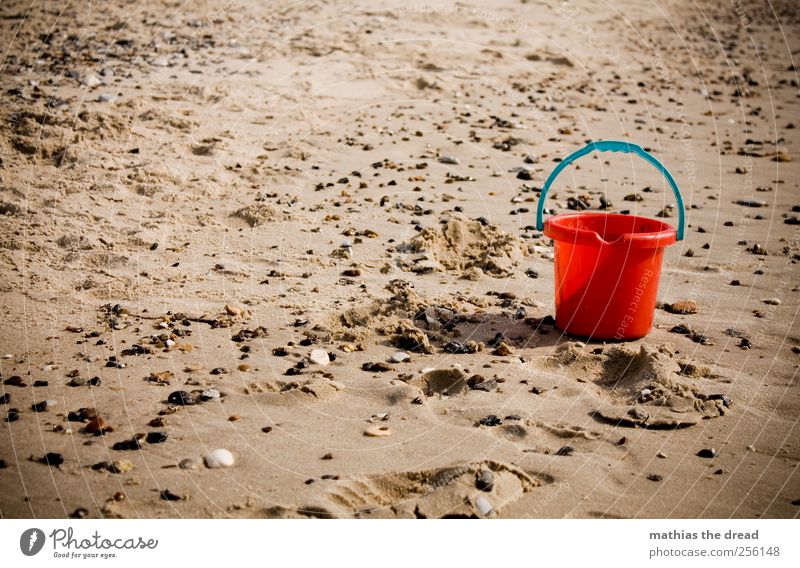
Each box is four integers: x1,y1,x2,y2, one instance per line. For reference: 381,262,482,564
0,0,798,519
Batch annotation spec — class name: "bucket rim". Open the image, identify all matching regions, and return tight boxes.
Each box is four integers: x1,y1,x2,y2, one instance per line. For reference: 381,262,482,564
543,212,677,248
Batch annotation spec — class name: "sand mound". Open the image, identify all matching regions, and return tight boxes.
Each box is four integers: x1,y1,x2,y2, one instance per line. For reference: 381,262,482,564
231,203,284,227
397,217,525,277
328,280,464,351
547,342,730,427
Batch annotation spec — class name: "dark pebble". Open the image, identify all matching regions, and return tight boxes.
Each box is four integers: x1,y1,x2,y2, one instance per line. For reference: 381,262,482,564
40,453,64,466
159,489,183,501
476,469,494,492
31,401,49,412
478,415,502,427
70,507,89,518
555,446,575,456
113,435,144,451
647,474,663,482
361,362,393,372
146,432,168,444
697,448,717,458
167,391,194,405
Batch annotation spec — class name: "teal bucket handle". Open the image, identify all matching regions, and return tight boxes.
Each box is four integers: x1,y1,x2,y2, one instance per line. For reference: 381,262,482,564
535,140,685,240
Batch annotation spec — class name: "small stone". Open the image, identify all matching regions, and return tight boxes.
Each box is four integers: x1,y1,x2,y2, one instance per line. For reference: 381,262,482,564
32,400,52,412
362,361,393,372
762,298,781,305
364,425,391,437
555,445,575,456
647,474,663,482
146,432,168,444
167,390,194,405
110,460,134,473
657,452,668,459
238,364,251,372
321,453,334,460
160,489,184,501
438,155,460,165
200,388,221,401
492,342,513,356
478,415,502,427
390,351,410,363
204,448,235,468
85,417,109,435
697,448,717,458
70,507,89,519
113,435,144,451
309,349,330,366
179,458,201,470
666,300,698,315
210,367,229,375
476,469,494,492
40,452,64,466
735,199,767,207
80,73,102,87
628,407,649,421
474,495,493,517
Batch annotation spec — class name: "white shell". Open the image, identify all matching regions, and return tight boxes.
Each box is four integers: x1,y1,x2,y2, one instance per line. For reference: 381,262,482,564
390,352,409,363
204,449,235,468
475,496,493,516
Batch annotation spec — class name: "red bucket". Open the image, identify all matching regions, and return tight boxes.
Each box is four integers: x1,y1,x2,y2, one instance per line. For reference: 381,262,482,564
536,141,685,340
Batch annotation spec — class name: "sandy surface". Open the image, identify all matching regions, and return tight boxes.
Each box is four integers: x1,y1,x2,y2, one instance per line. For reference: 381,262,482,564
0,0,798,519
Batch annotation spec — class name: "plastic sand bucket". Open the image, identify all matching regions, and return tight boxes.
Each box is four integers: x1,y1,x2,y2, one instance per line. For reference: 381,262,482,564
535,140,685,340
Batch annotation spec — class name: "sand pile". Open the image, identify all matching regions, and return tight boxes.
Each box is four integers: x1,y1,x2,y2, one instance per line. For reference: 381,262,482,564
397,217,525,278
327,279,467,352
548,342,730,428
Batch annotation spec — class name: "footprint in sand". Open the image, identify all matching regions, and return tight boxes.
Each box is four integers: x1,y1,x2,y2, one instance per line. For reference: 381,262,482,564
263,461,541,518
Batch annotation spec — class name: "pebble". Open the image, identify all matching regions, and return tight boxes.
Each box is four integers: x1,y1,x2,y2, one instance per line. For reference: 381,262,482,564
362,361,393,372
555,445,575,456
201,388,221,401
474,495,493,516
666,300,698,315
647,474,663,482
478,415,502,427
146,432,168,444
476,469,494,492
364,425,391,437
179,457,201,470
735,199,767,207
697,448,717,458
438,156,460,165
80,74,102,87
204,448,235,468
762,298,781,305
309,349,330,366
85,416,109,435
390,351,410,363
40,452,64,466
168,390,194,405
110,460,133,474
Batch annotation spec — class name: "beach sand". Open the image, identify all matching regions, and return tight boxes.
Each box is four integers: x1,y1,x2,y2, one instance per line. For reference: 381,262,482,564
0,0,798,518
